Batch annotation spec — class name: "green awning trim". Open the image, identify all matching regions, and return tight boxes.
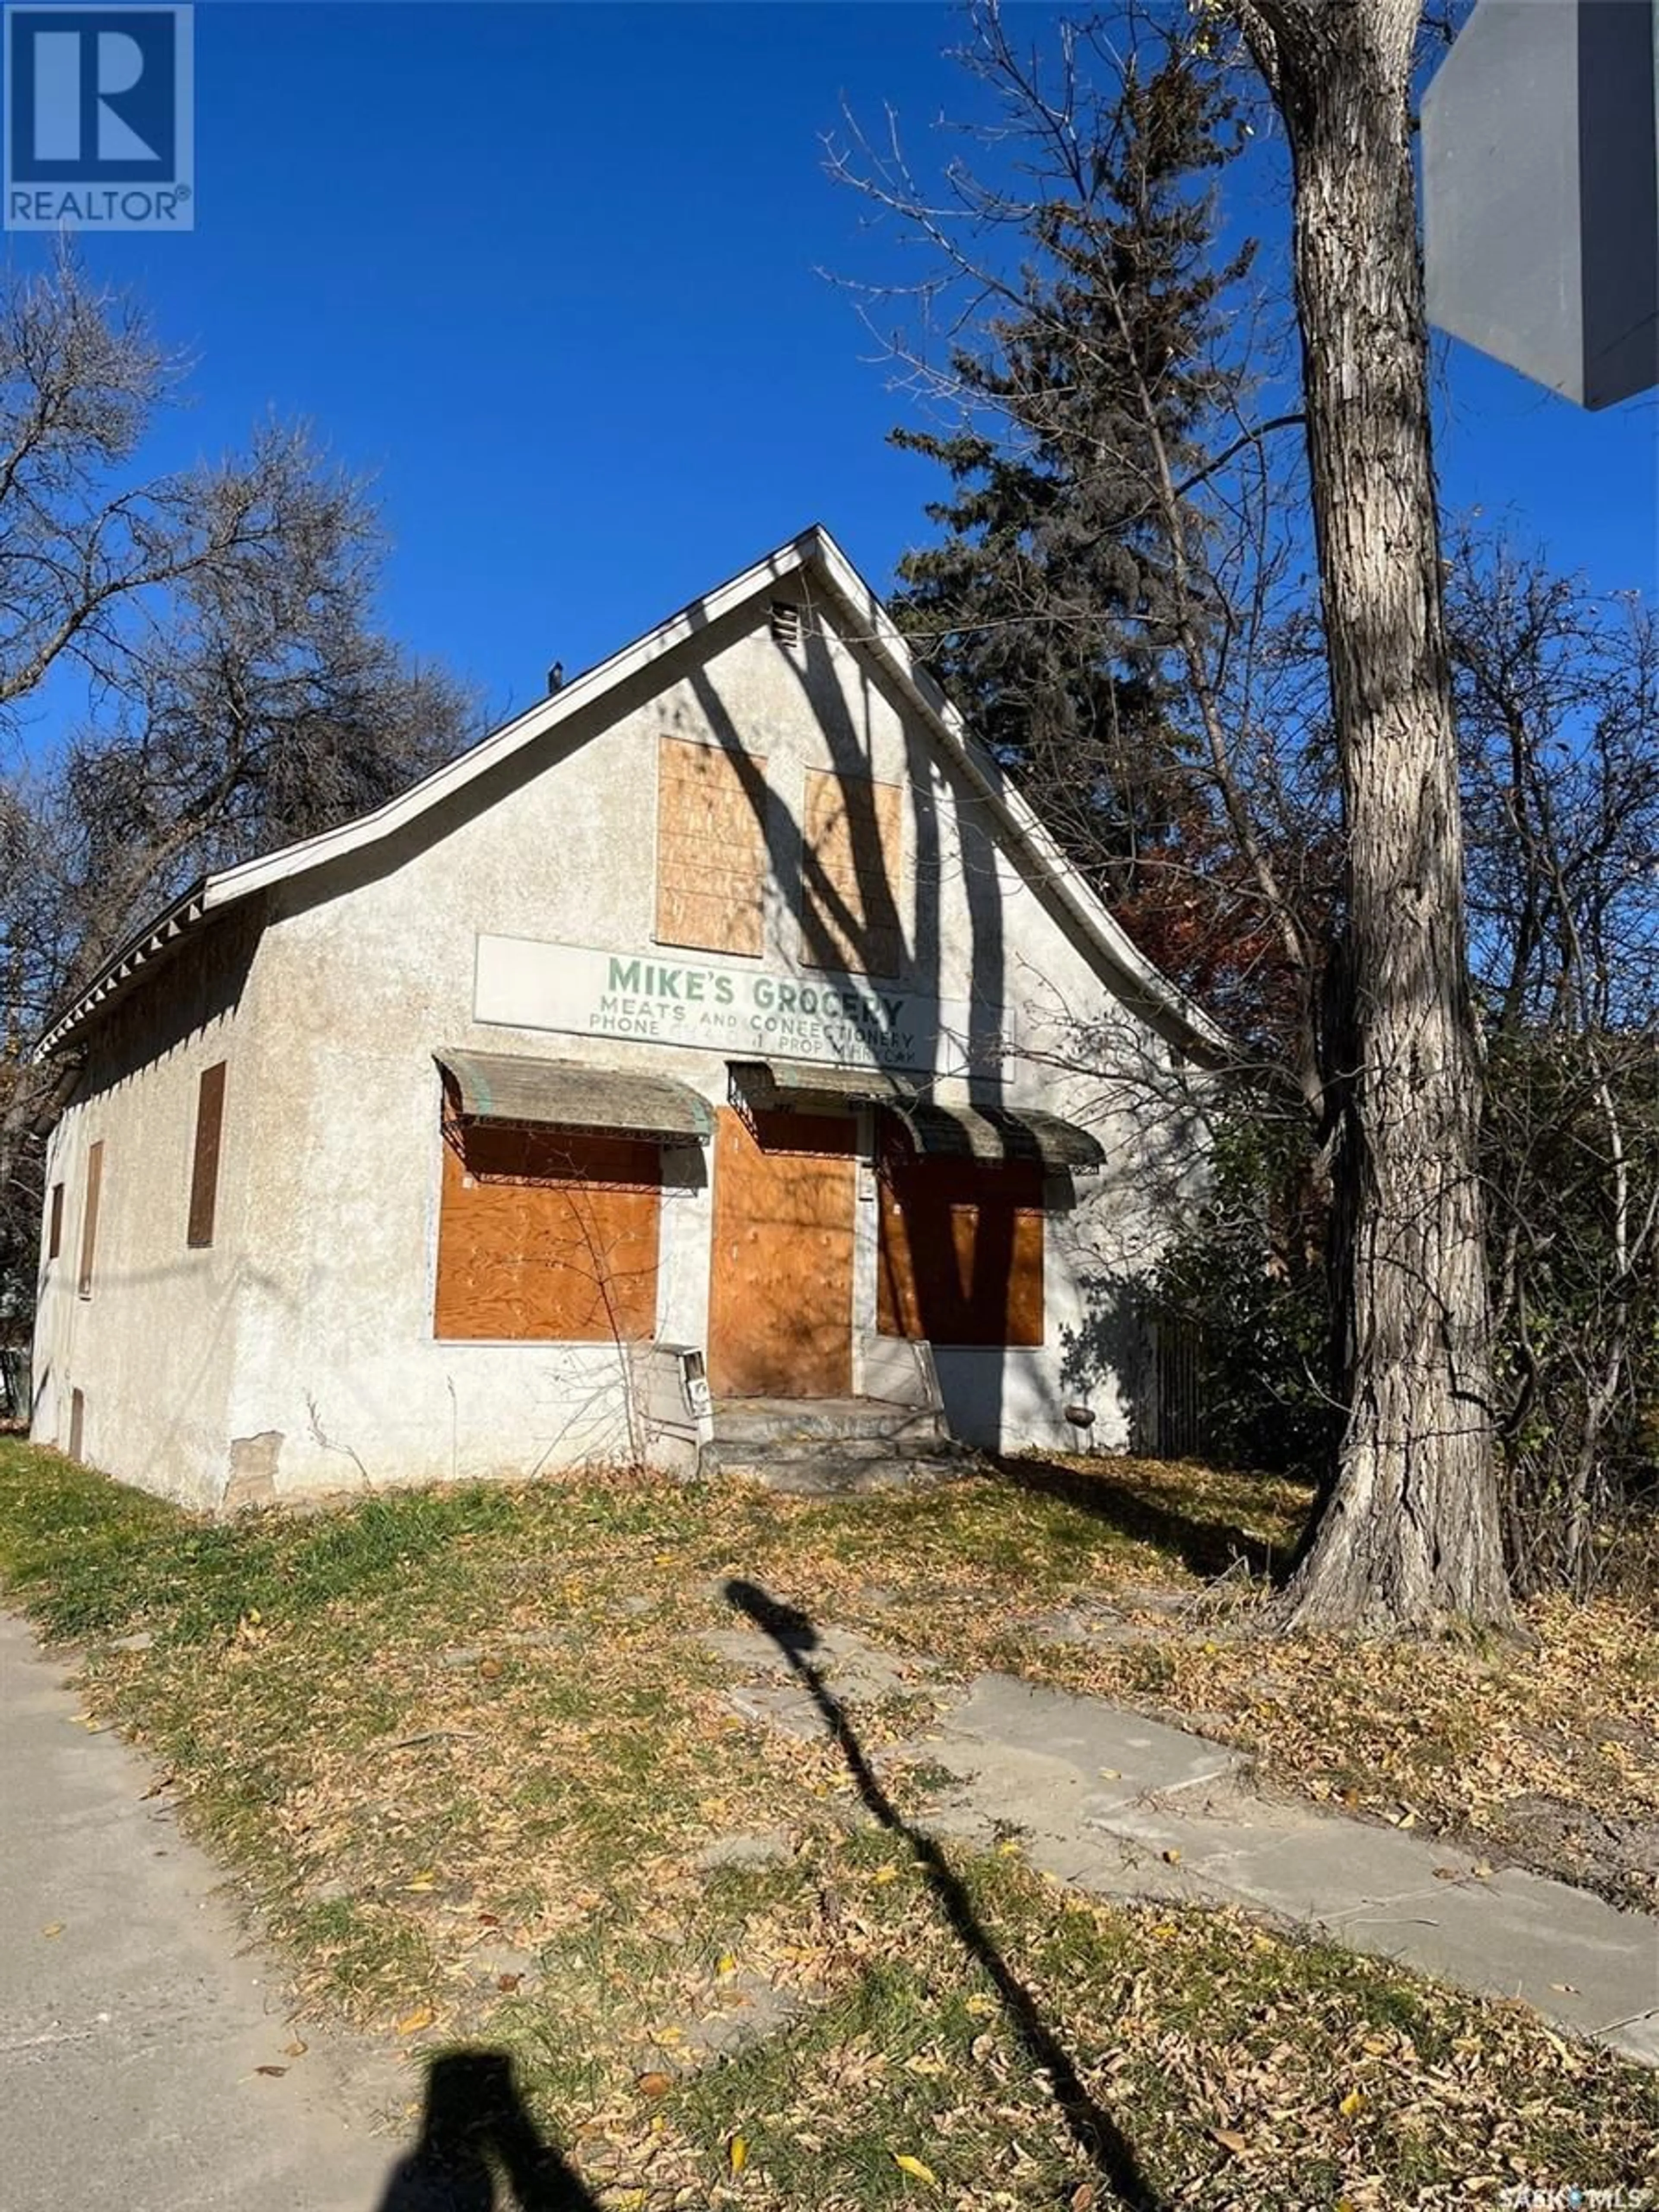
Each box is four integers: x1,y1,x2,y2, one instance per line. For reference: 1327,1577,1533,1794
437,1050,712,1141
892,1102,1104,1172
728,1058,921,1111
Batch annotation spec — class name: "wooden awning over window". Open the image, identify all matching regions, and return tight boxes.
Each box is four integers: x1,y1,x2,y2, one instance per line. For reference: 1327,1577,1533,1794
889,1101,1104,1173
436,1050,713,1141
728,1058,920,1112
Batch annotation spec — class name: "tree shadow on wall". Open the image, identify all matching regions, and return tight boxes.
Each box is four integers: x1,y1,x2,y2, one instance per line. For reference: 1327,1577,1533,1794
375,2050,599,2211
724,1576,1169,2212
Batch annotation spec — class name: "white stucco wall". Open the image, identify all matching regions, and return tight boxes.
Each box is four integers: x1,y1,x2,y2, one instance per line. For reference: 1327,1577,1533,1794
34,569,1201,1507
29,914,264,1508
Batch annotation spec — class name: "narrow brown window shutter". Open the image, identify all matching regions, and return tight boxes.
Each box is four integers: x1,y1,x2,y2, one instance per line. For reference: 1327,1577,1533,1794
48,1182,64,1260
188,1063,227,1249
78,1141,102,1298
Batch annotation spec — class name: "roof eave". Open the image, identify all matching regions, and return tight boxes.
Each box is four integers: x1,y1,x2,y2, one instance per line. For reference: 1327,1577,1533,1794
35,521,1231,1067
33,883,210,1063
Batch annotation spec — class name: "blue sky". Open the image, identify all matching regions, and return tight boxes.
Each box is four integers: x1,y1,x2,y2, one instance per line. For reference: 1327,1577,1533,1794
14,1,1657,734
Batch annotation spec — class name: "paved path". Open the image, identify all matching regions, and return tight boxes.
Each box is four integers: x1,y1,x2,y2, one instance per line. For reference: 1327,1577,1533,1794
712,1611,1659,2066
6,1591,1654,2212
0,1609,405,2212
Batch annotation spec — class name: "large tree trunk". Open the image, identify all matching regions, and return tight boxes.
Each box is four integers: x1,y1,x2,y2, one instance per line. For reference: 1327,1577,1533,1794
1251,0,1512,1629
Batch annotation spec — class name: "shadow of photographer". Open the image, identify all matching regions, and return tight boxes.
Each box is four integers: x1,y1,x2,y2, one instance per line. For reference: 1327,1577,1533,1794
375,2049,598,2212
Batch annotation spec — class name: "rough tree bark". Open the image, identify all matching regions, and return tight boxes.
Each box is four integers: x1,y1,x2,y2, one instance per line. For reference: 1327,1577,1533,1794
1237,0,1513,1628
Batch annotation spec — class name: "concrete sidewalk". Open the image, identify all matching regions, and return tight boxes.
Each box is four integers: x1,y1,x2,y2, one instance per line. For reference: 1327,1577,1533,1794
0,1609,403,2212
712,1618,1659,2066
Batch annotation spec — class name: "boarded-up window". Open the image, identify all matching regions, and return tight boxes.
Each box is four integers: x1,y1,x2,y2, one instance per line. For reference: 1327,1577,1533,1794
188,1062,227,1249
47,1183,64,1261
655,737,767,956
801,770,904,977
877,1147,1045,1349
434,1112,662,1343
77,1141,103,1300
68,1388,85,1462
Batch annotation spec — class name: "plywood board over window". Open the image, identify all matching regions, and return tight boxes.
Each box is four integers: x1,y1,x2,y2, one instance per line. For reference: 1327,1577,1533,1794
187,1062,227,1249
877,1146,1045,1349
801,770,904,977
78,1140,103,1300
655,737,768,956
434,1112,662,1344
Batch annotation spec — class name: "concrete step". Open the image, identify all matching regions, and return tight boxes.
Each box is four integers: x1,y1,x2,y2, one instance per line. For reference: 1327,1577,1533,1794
715,1448,976,1497
712,1396,947,1448
730,1431,944,1466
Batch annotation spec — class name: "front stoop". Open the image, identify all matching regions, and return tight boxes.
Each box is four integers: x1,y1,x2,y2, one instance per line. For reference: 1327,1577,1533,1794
709,1396,980,1495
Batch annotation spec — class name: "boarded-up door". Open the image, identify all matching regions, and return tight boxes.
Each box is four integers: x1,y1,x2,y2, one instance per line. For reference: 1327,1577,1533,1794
708,1106,857,1398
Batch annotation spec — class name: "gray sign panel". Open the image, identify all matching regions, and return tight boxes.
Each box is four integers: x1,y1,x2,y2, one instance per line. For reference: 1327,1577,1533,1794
1423,0,1658,410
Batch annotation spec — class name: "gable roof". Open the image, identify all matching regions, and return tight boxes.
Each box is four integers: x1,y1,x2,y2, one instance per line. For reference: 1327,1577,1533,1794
37,524,1227,1061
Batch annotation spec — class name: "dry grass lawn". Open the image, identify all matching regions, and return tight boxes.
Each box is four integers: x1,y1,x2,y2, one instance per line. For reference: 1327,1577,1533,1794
0,1437,1654,2211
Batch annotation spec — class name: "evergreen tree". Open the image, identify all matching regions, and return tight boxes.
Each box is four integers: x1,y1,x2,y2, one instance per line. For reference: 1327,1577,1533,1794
888,48,1253,903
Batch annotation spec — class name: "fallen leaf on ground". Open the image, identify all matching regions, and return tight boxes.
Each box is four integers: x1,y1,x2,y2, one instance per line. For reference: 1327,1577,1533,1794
395,2007,435,2037
892,2154,938,2185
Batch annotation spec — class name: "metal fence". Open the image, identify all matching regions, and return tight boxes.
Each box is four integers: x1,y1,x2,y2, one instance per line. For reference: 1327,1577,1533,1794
1141,1314,1204,1459
0,1344,30,1424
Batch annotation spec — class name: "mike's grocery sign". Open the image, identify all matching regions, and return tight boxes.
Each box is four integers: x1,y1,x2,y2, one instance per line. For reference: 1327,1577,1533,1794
473,934,983,1074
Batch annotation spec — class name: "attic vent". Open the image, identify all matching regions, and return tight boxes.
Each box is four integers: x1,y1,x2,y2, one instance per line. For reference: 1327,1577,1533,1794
769,601,802,648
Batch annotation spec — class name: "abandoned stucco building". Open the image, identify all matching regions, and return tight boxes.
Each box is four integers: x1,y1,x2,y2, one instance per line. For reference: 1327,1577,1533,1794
30,527,1214,1510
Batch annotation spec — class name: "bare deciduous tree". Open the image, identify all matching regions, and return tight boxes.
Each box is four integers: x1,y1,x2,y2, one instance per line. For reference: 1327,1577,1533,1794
0,254,475,1328
1450,532,1659,1593
839,1,1547,1627
1228,0,1510,1629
